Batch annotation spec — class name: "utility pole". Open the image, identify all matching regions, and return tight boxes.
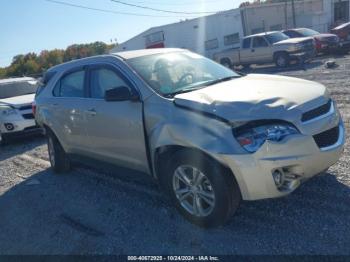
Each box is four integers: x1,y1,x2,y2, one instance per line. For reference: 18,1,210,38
291,0,296,28
284,0,288,29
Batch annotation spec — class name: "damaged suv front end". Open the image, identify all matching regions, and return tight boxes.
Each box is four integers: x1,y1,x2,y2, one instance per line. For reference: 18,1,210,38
125,48,344,202
168,72,345,200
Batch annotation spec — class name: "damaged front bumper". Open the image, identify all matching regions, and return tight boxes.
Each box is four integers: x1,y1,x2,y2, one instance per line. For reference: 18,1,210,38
216,121,345,200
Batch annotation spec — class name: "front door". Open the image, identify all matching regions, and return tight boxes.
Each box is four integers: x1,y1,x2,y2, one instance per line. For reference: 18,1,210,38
84,65,149,173
251,36,272,63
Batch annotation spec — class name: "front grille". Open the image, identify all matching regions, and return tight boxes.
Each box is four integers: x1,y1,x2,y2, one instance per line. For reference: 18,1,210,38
22,113,34,119
301,99,332,122
19,105,32,110
313,126,339,148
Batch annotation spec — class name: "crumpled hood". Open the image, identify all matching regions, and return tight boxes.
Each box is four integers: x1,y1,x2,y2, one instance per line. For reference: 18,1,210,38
0,93,35,108
174,74,328,122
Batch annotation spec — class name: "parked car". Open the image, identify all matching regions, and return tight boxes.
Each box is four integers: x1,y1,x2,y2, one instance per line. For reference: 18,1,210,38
213,31,315,68
0,77,41,144
35,49,345,227
282,28,340,53
331,22,350,50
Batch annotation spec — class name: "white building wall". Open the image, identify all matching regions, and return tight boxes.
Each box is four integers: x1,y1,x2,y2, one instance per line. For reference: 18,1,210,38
111,9,243,59
241,0,332,35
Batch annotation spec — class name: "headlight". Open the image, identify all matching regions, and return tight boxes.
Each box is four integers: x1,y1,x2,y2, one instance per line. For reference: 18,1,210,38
234,124,299,153
0,105,17,116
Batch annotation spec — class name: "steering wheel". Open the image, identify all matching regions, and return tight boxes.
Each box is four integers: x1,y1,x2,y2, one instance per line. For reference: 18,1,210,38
176,73,194,89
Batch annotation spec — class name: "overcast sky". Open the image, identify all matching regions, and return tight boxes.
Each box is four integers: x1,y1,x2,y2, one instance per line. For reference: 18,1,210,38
0,0,247,67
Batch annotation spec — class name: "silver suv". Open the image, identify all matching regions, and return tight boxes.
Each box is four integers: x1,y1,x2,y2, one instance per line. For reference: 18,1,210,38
35,48,345,227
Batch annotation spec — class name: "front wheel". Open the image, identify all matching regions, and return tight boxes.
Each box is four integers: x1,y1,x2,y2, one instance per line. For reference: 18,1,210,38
162,150,241,228
47,130,71,173
275,53,290,68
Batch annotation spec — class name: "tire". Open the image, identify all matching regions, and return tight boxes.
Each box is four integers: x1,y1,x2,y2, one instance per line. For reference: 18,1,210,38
47,129,71,173
275,52,290,68
242,64,250,70
160,150,241,228
220,58,232,69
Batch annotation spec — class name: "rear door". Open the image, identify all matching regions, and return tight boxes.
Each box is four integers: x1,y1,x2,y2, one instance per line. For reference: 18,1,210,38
48,67,91,153
84,64,149,173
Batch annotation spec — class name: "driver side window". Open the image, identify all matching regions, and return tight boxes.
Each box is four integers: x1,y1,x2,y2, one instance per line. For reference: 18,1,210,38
90,68,131,99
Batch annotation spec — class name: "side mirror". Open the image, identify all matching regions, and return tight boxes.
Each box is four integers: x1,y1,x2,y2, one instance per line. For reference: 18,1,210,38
104,86,139,102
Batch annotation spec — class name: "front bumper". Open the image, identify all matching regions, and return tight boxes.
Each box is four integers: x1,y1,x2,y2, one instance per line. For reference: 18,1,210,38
217,121,345,201
289,49,315,61
0,117,42,140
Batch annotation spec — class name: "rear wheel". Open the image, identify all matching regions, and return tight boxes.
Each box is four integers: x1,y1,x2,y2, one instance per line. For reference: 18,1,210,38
47,130,71,173
161,150,241,228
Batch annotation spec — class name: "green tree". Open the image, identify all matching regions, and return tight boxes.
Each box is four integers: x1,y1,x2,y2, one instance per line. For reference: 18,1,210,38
0,41,115,79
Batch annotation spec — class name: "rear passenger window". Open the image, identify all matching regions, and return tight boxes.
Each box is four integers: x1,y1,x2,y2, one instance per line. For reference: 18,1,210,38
242,38,251,49
90,68,130,99
53,70,85,97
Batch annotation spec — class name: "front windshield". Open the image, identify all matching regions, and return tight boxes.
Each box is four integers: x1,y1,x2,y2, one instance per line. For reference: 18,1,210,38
265,32,290,44
297,28,320,37
0,80,38,99
127,51,240,97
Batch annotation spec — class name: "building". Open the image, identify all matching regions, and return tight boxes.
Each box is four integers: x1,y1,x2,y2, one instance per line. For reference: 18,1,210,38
111,0,350,58
111,9,243,58
240,0,349,36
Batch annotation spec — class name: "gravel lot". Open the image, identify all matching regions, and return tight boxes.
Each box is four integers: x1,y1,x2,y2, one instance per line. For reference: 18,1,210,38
0,54,349,255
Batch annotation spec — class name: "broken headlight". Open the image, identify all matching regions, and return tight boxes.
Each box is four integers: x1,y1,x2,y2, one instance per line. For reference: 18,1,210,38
234,124,299,153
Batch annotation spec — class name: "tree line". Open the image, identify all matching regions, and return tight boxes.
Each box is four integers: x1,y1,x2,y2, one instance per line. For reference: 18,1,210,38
0,42,115,79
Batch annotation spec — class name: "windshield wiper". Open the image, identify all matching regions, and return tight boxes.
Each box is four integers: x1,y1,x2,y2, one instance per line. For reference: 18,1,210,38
164,87,204,98
203,76,240,87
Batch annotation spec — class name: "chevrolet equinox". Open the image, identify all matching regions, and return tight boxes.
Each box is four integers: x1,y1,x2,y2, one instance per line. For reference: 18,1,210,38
35,48,345,227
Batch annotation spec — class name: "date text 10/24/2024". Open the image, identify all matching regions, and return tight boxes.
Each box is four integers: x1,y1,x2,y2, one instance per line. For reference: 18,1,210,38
127,256,220,261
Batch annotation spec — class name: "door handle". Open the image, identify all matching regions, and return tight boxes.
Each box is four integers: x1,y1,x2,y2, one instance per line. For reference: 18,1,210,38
86,108,97,116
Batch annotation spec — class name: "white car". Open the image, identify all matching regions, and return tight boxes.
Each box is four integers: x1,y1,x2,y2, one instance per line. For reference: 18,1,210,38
0,77,41,144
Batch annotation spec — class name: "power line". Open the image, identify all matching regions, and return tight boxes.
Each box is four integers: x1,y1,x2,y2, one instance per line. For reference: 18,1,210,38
44,0,198,18
110,0,219,14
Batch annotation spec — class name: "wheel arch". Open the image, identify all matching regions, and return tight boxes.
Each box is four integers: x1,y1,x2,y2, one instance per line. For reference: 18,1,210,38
219,57,233,68
42,124,68,152
153,145,238,186
273,50,289,60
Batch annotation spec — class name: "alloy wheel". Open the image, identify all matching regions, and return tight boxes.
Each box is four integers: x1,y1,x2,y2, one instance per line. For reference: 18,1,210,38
172,165,216,217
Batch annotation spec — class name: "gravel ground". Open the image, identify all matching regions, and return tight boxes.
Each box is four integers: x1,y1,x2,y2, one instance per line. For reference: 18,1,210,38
0,55,349,255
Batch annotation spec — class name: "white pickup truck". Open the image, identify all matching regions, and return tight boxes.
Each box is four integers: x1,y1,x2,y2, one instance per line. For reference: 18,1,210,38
214,31,315,68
